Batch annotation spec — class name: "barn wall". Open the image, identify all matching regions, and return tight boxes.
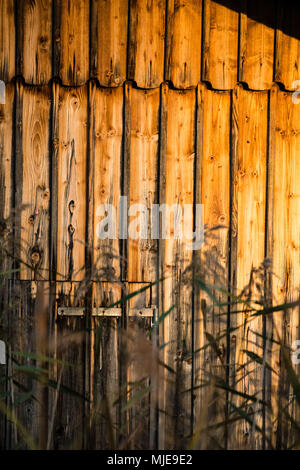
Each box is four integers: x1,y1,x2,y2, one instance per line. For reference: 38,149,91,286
0,0,300,450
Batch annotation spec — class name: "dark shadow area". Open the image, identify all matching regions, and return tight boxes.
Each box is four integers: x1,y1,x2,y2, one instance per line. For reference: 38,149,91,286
214,1,300,41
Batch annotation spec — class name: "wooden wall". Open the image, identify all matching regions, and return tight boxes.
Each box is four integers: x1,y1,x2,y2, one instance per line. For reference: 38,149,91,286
0,0,300,450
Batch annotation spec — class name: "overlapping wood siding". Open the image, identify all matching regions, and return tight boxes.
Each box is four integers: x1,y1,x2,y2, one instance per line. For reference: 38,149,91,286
0,0,299,91
0,0,300,450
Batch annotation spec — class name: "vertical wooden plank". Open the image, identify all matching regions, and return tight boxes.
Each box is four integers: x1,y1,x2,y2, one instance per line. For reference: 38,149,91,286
89,282,121,449
239,0,275,90
53,84,88,449
202,0,239,90
18,0,52,84
229,85,268,449
16,84,50,281
91,0,128,87
7,280,41,448
193,84,230,449
53,0,89,86
91,85,122,283
160,86,195,448
88,84,123,449
165,0,202,89
128,87,159,285
0,82,14,449
12,83,50,448
0,82,13,222
0,0,15,82
275,5,300,91
157,83,167,450
56,85,87,285
128,0,165,88
127,86,160,449
268,86,300,449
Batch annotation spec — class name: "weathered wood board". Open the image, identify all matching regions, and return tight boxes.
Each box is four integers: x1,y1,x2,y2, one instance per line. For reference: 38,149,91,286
202,0,239,90
275,5,300,91
268,86,300,449
88,83,123,448
0,0,15,82
0,82,13,222
15,83,50,281
159,85,195,449
193,83,230,449
127,86,160,449
17,0,52,84
165,0,202,89
91,0,128,87
52,83,88,449
53,0,89,86
239,0,275,90
128,0,165,88
230,85,268,449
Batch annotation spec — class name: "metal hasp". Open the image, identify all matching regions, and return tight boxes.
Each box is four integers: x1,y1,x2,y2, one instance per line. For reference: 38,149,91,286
128,307,157,318
58,307,85,316
58,307,157,318
57,307,122,317
92,308,122,317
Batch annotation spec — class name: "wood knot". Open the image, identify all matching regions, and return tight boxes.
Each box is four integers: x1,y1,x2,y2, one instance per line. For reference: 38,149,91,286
217,344,225,358
39,35,48,52
31,251,41,266
42,189,50,200
68,224,75,235
69,200,75,214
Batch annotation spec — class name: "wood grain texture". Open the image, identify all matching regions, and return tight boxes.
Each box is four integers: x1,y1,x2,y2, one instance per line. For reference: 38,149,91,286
54,0,89,86
127,86,160,449
91,0,128,86
230,85,268,449
193,83,230,448
16,84,51,281
0,82,13,221
268,86,300,449
0,84,13,446
202,0,239,90
165,0,202,88
275,5,300,91
90,84,123,282
51,83,88,450
87,84,123,448
89,282,121,449
128,86,159,284
55,84,87,285
0,0,15,82
7,280,44,448
54,302,86,449
160,85,195,448
128,0,165,88
18,0,52,84
239,0,275,90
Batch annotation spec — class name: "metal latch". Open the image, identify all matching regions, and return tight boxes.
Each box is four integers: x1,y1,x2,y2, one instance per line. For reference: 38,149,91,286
128,307,157,318
58,306,157,318
92,308,122,317
58,307,85,316
0,340,6,365
57,307,122,317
